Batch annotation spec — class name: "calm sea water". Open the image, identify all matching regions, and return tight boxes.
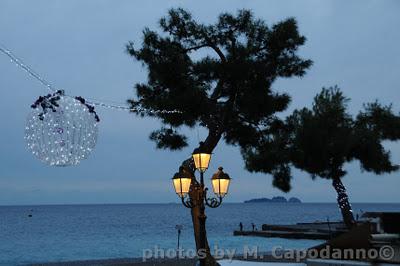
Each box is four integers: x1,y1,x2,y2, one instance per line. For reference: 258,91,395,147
0,203,399,265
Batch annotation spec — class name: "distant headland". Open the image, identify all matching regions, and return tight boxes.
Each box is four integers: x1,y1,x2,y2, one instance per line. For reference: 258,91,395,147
244,196,302,203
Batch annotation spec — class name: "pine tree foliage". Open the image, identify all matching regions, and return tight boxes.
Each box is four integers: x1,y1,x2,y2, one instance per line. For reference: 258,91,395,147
127,8,312,190
245,86,400,183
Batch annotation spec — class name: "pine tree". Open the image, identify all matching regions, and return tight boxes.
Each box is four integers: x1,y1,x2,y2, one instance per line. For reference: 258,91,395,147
127,8,312,264
244,87,400,228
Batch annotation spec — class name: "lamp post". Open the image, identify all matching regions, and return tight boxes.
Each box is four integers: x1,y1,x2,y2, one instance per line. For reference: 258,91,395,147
175,224,183,259
172,145,231,266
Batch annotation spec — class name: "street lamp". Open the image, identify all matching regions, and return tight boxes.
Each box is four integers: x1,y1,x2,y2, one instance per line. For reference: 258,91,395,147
172,166,192,198
211,167,231,198
192,146,211,173
172,143,231,266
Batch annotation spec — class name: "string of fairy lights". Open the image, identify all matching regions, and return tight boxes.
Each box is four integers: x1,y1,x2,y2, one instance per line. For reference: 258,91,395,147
0,44,181,166
333,179,354,215
0,45,181,114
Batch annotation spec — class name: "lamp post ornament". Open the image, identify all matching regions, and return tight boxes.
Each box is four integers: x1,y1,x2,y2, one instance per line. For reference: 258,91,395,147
172,142,231,266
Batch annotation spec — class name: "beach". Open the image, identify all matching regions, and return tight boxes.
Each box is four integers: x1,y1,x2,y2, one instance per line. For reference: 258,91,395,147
30,257,300,266
30,258,196,266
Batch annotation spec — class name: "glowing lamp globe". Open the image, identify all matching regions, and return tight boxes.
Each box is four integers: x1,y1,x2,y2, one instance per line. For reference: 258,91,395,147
25,93,99,166
172,167,192,197
192,145,211,173
211,167,231,198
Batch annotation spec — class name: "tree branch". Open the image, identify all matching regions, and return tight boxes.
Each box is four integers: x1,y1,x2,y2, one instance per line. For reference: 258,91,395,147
210,80,224,100
183,44,210,52
208,43,226,63
182,41,226,101
183,42,226,63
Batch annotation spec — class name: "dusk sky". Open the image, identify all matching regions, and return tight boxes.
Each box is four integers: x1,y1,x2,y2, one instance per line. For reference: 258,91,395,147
0,0,399,205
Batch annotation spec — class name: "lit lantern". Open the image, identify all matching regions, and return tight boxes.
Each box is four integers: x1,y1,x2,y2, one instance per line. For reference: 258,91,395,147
211,167,231,198
192,144,211,173
172,167,192,197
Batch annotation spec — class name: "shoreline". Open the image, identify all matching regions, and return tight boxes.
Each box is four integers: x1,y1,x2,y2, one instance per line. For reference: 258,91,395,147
29,258,197,266
28,253,301,266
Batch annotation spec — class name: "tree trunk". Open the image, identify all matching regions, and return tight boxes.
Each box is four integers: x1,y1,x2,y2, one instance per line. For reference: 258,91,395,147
181,131,222,266
332,178,356,229
189,187,218,266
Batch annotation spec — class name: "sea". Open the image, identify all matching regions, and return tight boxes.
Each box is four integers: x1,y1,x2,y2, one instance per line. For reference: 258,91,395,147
0,203,399,265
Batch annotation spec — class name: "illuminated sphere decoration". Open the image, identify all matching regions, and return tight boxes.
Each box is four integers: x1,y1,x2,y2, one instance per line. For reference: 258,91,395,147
25,91,100,166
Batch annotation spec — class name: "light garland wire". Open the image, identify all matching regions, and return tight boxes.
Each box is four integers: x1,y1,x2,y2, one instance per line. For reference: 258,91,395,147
0,44,181,114
0,44,57,92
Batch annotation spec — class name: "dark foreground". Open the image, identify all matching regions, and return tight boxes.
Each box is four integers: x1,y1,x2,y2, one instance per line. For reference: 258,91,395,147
30,258,197,266
29,253,301,266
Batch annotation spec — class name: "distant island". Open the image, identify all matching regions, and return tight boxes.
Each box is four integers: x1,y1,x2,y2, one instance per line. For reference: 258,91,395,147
244,196,302,203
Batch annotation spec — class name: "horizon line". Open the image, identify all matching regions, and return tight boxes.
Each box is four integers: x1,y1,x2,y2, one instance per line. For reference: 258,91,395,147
1,201,400,207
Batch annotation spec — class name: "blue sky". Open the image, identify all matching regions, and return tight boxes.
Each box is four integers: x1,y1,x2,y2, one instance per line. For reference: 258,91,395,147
0,0,399,205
